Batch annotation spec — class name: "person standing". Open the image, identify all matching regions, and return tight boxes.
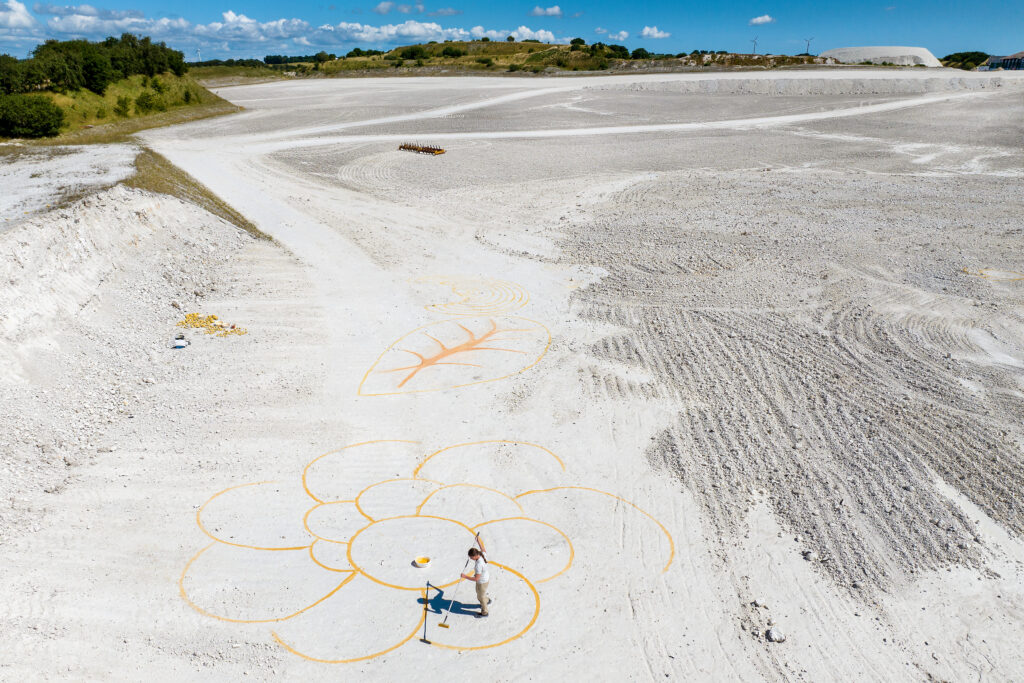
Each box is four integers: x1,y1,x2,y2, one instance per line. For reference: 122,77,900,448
460,539,491,617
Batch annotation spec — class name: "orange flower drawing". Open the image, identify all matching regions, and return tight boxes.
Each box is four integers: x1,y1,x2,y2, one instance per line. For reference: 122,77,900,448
179,440,674,663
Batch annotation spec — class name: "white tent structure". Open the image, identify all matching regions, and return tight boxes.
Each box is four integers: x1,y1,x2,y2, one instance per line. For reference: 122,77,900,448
820,46,942,67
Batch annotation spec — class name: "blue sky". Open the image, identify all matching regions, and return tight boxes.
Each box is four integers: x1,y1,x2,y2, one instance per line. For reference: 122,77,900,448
1,0,1020,59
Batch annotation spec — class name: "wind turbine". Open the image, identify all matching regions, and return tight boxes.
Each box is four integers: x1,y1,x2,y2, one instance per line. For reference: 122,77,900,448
804,37,814,55
750,36,758,55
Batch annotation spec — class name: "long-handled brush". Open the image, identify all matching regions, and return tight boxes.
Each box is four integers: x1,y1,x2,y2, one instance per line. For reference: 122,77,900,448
437,559,470,629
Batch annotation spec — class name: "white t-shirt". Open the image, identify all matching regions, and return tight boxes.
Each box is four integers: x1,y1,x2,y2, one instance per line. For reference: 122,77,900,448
474,557,490,583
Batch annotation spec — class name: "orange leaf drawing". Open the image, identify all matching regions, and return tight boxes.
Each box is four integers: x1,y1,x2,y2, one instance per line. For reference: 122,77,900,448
359,317,550,396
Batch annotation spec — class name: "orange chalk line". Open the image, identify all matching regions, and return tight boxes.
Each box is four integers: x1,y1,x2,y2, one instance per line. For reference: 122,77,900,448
270,592,426,664
515,486,676,573
353,477,442,522
473,516,574,583
383,319,530,389
179,542,355,624
346,514,477,592
415,483,525,516
188,441,665,661
309,539,353,573
197,481,309,551
412,439,566,479
357,316,551,396
975,268,1024,281
302,500,359,543
419,276,530,316
428,561,541,652
301,440,421,504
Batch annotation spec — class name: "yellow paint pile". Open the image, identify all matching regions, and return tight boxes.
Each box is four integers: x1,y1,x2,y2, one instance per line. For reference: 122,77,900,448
176,313,248,337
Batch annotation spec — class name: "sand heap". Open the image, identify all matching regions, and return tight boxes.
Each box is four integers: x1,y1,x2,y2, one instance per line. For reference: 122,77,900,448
820,46,943,67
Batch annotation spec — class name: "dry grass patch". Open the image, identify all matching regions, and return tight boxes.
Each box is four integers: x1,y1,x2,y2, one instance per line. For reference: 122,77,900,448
38,99,239,146
125,148,271,241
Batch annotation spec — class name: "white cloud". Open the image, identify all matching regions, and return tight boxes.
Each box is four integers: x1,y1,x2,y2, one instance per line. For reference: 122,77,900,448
320,18,469,43
748,14,775,25
529,5,562,17
640,25,669,39
45,12,189,36
608,30,627,41
374,1,424,15
428,7,461,16
0,2,572,57
593,26,605,34
0,0,36,29
33,3,142,19
469,24,560,42
192,11,308,42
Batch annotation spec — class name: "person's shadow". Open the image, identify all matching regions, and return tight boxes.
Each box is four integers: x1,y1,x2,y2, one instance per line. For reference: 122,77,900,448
419,584,480,616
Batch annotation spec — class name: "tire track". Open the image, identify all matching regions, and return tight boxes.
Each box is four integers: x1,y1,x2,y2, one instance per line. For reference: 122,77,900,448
562,169,1024,592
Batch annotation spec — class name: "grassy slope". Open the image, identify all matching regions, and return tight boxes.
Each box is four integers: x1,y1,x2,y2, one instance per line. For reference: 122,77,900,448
185,64,281,80
124,148,270,240
3,75,262,240
323,41,602,73
191,42,824,81
36,73,236,141
186,64,286,87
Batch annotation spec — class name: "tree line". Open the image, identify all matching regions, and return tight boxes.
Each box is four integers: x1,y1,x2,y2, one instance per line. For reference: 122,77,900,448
265,53,337,64
0,34,188,138
189,58,266,68
1,34,186,96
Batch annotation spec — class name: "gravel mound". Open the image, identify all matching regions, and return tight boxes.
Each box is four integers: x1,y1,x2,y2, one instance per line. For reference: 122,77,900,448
0,186,251,540
820,47,943,68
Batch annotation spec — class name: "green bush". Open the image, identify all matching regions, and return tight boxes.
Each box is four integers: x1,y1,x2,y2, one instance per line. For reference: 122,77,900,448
476,57,494,67
441,46,465,58
507,63,521,72
150,76,165,94
0,94,65,137
182,88,192,104
134,90,164,114
96,107,107,118
399,45,428,60
80,46,115,94
0,54,23,94
113,95,131,117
